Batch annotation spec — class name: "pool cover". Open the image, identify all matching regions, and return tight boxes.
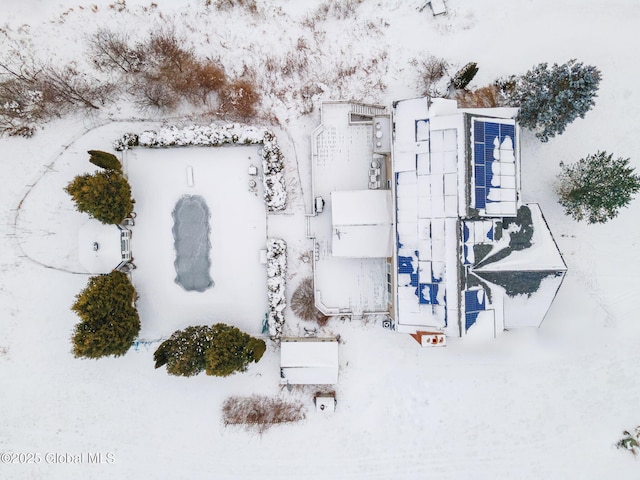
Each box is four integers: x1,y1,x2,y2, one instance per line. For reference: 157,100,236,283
172,195,214,292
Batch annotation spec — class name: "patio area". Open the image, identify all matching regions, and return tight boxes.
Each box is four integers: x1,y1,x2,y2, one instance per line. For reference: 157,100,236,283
310,102,391,316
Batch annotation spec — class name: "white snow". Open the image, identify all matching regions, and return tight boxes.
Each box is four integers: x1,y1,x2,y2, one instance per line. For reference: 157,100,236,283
3,1,640,479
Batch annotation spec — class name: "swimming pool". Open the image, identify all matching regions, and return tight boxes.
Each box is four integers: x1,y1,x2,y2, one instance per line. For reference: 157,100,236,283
172,195,214,292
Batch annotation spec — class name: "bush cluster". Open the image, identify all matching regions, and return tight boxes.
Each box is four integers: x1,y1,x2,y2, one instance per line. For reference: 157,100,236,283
266,238,287,338
71,271,140,358
222,395,305,434
154,323,266,377
65,168,134,225
91,28,259,117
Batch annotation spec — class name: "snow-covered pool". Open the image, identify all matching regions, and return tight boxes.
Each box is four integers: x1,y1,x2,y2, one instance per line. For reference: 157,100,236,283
172,195,214,292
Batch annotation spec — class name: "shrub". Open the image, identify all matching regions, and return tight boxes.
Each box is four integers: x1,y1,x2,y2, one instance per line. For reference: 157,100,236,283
65,170,134,224
153,325,214,377
219,78,260,119
415,55,449,97
154,323,265,377
205,323,266,377
616,427,640,456
222,395,305,434
89,28,146,74
71,270,140,358
290,277,329,326
451,62,478,90
505,59,601,142
88,150,122,172
557,151,640,224
456,85,500,108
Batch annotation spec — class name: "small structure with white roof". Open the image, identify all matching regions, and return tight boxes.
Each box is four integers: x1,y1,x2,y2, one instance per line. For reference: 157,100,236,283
280,338,339,385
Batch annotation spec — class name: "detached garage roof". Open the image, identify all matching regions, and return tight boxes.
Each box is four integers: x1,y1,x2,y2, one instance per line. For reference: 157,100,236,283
280,338,339,385
330,190,393,258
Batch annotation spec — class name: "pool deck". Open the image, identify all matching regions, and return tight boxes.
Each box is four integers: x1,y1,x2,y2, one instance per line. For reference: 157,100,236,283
125,145,268,339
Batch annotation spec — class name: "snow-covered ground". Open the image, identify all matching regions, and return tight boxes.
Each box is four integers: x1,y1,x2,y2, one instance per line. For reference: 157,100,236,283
2,1,640,479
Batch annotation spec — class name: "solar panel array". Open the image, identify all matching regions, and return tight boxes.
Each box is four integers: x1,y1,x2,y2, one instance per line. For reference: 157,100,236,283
464,288,486,331
473,120,517,215
461,220,497,265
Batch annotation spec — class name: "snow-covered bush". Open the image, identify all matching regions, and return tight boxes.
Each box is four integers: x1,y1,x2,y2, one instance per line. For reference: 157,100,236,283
616,427,640,456
414,55,449,98
222,395,305,434
266,238,286,339
113,124,287,211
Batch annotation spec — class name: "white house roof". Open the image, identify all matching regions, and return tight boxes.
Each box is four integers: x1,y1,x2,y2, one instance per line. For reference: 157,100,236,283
78,220,123,274
330,190,393,258
474,204,567,272
280,339,339,385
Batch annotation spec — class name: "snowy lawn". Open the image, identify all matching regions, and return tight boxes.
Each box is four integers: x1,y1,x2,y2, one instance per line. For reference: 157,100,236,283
2,1,640,480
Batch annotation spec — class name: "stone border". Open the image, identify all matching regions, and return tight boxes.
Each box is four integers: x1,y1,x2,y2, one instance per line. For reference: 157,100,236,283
113,123,286,212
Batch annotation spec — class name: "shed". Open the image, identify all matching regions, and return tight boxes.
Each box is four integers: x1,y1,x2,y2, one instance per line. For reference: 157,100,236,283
280,338,339,385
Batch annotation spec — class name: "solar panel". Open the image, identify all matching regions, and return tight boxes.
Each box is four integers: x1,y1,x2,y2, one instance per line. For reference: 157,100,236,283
465,312,479,331
472,119,516,213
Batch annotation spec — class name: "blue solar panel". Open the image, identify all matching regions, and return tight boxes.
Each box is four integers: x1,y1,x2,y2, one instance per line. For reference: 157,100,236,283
463,245,470,265
484,144,494,162
463,223,470,242
474,144,485,165
417,283,439,304
474,165,485,186
500,123,515,140
475,187,486,208
472,120,517,210
474,120,484,139
465,312,479,331
465,289,486,313
398,256,414,274
485,122,499,137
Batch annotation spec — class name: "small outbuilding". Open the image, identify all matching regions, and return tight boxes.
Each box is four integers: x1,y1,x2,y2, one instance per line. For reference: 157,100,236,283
280,338,339,385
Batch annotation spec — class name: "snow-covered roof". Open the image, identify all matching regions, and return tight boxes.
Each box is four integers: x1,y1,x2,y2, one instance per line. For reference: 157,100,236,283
474,204,567,272
280,339,339,385
463,204,567,334
392,98,463,336
331,190,393,258
78,220,124,274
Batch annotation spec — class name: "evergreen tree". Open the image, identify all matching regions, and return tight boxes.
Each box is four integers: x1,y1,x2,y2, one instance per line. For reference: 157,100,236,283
205,324,266,377
451,62,478,90
557,151,640,224
71,270,140,358
65,169,134,224
154,323,266,377
154,326,214,377
88,150,122,172
506,59,601,142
